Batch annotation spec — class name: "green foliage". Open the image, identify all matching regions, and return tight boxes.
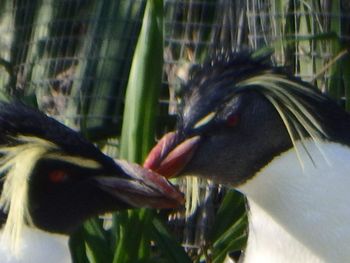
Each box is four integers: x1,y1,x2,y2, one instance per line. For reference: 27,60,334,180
211,191,247,263
119,0,163,163
113,2,191,262
1,0,349,262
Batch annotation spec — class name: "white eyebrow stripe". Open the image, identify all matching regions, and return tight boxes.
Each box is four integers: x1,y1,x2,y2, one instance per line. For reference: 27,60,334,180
193,111,216,129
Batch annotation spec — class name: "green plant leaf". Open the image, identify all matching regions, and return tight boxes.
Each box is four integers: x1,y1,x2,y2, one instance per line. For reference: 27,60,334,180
120,0,163,163
150,217,192,263
112,1,164,263
210,190,247,263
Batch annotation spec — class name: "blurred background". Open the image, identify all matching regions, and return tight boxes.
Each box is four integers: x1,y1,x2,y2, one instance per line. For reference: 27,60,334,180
0,0,349,262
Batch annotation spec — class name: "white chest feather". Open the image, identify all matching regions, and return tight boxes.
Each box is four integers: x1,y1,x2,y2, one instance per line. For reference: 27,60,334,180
0,226,71,263
238,141,350,263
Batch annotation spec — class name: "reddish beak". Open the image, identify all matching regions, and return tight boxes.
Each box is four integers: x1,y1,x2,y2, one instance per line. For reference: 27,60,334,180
97,160,185,209
144,132,201,178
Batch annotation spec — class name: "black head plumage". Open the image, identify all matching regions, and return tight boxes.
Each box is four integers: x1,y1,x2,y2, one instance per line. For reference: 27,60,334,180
0,101,184,252
0,101,115,168
144,52,350,185
178,52,350,145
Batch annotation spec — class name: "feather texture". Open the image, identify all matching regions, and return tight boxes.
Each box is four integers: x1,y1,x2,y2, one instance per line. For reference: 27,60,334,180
0,137,56,254
240,140,350,262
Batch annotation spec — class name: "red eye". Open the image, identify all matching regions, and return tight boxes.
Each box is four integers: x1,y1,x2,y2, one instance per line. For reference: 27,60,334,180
226,114,239,127
49,170,68,183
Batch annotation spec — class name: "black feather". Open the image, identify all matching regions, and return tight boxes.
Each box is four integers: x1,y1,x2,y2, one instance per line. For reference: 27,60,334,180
0,101,116,169
179,52,350,146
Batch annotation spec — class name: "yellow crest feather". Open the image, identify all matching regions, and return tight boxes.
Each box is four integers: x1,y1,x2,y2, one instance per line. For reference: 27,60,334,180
0,136,57,255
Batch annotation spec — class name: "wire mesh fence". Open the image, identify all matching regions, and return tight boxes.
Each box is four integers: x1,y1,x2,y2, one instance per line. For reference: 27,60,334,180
0,0,350,261
1,0,349,143
0,0,145,134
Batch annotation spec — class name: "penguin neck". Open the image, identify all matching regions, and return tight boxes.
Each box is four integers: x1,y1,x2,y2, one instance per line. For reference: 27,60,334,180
0,225,71,263
238,140,350,263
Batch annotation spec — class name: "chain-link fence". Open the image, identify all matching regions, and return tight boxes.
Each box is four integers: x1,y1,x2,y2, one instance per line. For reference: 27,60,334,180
0,0,349,261
0,0,145,134
1,0,349,134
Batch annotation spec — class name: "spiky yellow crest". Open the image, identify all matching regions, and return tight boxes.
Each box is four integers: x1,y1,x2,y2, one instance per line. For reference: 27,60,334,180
236,72,328,168
0,136,57,255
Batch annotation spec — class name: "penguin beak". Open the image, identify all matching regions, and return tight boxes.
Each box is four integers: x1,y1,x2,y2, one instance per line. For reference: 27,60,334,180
95,159,185,209
143,132,201,178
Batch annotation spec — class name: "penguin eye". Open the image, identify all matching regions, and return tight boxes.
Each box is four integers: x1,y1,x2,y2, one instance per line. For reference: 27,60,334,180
225,113,239,127
49,170,69,183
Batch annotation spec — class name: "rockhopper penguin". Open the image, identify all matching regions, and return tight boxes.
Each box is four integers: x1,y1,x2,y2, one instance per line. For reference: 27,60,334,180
0,101,184,263
144,53,350,262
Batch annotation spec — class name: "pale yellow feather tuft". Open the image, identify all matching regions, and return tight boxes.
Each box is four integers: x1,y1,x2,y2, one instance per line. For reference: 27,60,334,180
185,176,200,216
236,72,328,167
0,136,57,255
184,176,215,218
0,135,104,256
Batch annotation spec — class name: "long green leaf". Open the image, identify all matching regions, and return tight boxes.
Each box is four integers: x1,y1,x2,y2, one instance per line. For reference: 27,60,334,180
112,1,164,263
119,0,163,163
